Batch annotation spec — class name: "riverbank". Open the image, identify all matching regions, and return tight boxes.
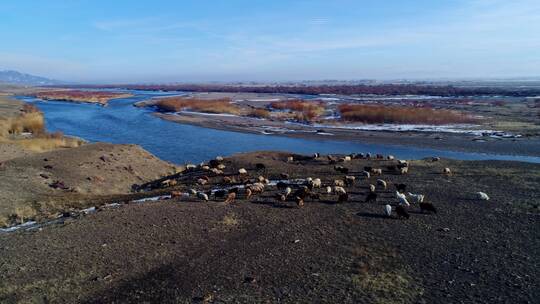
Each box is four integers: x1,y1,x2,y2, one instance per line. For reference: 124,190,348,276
155,111,540,158
1,151,538,303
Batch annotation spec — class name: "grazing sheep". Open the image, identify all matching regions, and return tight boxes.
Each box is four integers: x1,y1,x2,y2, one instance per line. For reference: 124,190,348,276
197,192,209,201
214,189,227,198
476,192,490,201
246,188,253,199
255,163,266,171
365,192,377,203
312,178,322,188
258,176,266,183
287,156,294,162
208,159,220,168
189,189,197,195
371,168,383,175
395,205,410,219
364,166,373,173
216,156,224,162
338,193,349,203
397,160,408,166
223,176,233,184
343,156,352,161
399,167,409,175
360,171,371,179
296,196,304,207
217,164,226,170
396,192,411,207
186,164,197,170
334,186,347,195
419,202,437,213
225,192,236,204
238,168,248,175
334,179,345,187
284,187,292,197
276,181,289,190
171,191,183,199
432,157,441,162
395,183,407,193
443,167,451,175
211,168,224,175
293,186,311,200
280,173,290,179
376,179,387,190
248,183,265,194
368,184,376,193
384,204,392,217
313,153,320,158
345,176,356,186
407,192,425,204
202,165,210,171
197,178,208,185
326,186,333,194
387,155,395,160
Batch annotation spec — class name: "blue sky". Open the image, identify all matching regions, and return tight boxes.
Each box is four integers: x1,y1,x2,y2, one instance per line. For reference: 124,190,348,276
0,0,539,83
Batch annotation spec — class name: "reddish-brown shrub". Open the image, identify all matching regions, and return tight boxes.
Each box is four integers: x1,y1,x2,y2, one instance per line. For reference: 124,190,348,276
153,97,242,115
338,104,476,125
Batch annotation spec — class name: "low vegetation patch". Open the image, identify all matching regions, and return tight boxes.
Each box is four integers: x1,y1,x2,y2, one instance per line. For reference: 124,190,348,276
338,104,477,125
33,90,132,105
154,97,242,115
270,99,326,122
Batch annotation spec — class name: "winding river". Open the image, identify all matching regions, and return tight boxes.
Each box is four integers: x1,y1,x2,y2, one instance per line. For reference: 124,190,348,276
17,90,540,164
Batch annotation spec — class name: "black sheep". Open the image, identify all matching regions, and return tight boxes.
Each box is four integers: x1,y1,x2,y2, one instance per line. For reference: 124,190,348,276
365,192,377,203
395,205,410,219
255,163,266,171
276,181,289,190
209,159,220,168
214,189,227,198
420,202,437,213
364,166,373,173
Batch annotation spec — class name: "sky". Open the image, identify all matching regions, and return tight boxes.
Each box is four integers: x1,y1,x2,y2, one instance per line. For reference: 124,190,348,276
0,0,539,83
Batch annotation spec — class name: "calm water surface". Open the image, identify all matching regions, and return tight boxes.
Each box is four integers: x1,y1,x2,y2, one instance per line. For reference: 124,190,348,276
17,91,540,164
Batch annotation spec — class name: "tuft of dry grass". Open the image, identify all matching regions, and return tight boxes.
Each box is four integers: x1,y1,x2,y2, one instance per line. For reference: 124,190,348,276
338,104,476,125
154,97,242,115
247,108,271,119
270,99,326,122
13,206,37,223
14,135,84,152
220,213,239,227
7,112,45,135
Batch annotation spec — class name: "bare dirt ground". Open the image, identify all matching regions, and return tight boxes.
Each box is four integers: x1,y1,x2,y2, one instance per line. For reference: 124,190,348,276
0,152,538,303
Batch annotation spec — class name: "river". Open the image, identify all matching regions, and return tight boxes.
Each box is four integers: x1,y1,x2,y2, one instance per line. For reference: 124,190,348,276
16,90,540,164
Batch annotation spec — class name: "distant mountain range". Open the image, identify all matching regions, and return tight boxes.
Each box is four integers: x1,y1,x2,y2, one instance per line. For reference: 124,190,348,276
0,70,64,86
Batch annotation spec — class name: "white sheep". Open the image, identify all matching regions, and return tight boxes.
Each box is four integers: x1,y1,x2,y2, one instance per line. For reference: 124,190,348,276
287,156,294,162
312,178,322,188
186,164,196,170
369,184,376,193
188,189,197,195
238,168,248,175
217,164,226,170
399,167,409,175
396,191,410,207
407,192,425,203
343,156,351,161
202,165,210,171
476,192,490,201
360,171,371,178
376,179,387,189
197,192,209,201
211,168,223,175
334,179,345,187
387,155,395,160
397,160,408,166
443,167,451,174
384,204,392,217
284,187,292,197
334,186,347,195
371,168,383,175
326,186,333,194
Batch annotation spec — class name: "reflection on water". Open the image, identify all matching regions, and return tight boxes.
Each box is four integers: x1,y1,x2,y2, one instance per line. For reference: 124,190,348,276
16,91,540,164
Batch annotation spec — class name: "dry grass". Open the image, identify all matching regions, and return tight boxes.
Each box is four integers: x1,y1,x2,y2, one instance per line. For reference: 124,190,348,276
220,214,239,226
34,90,132,105
13,206,37,223
338,104,476,125
13,136,84,152
270,99,326,122
154,97,242,115
247,108,271,119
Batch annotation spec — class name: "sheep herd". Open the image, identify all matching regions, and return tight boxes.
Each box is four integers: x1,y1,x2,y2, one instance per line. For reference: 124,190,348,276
161,152,490,220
